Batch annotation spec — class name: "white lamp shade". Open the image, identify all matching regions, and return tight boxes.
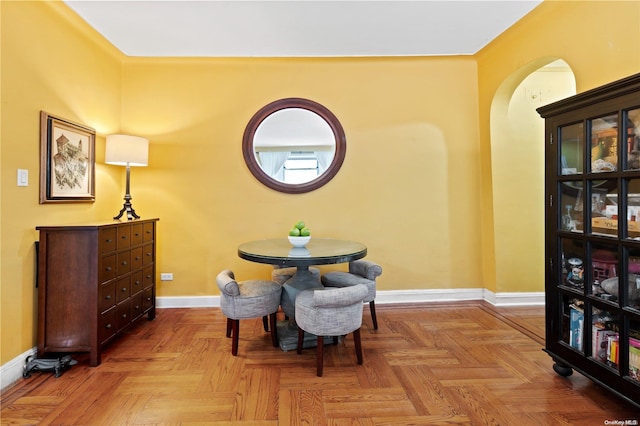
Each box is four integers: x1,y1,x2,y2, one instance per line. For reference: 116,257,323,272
105,134,149,166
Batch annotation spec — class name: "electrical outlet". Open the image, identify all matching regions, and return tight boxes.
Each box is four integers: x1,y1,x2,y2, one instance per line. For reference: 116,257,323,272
160,273,173,281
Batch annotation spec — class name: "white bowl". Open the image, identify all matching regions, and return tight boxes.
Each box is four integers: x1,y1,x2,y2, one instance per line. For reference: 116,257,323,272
288,235,311,247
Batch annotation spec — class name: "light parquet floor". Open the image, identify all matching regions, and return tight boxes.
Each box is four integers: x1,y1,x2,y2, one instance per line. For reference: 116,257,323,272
1,302,639,425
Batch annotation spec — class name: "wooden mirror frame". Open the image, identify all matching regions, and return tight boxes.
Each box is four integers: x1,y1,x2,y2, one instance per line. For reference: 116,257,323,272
242,98,346,194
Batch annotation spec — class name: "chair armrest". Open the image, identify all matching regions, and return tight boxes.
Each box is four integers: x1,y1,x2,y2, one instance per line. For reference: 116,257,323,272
216,269,240,296
349,260,382,280
312,284,368,308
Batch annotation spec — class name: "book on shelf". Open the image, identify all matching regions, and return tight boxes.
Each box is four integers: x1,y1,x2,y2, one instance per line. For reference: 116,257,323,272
569,305,584,351
592,327,618,362
629,337,640,381
607,334,620,368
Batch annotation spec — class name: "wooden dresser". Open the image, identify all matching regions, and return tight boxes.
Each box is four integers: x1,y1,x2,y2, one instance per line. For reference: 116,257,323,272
36,218,159,366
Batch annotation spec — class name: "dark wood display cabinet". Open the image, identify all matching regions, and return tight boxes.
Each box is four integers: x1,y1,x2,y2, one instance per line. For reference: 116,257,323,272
538,73,640,408
36,218,159,366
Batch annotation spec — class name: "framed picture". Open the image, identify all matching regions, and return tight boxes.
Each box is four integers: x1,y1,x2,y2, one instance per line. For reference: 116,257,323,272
40,111,96,203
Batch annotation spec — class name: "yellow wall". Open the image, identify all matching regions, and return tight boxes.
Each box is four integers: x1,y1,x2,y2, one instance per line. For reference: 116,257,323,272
121,57,481,297
0,1,124,364
476,0,640,294
1,0,639,367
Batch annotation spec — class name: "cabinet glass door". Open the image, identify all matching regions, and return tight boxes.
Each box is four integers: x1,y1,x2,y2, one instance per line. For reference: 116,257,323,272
624,108,640,171
590,113,619,173
560,123,584,175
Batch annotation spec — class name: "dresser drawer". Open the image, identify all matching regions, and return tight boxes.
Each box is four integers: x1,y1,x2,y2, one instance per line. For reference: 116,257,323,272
131,246,143,270
99,228,117,254
117,251,131,275
143,221,155,242
143,243,154,266
132,223,144,246
117,225,132,250
143,286,154,311
131,270,144,294
100,281,116,313
130,291,144,321
115,275,131,303
99,254,117,283
143,265,154,288
116,300,131,332
99,307,117,345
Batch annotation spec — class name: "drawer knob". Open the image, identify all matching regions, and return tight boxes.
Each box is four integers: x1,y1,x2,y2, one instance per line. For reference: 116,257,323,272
121,287,127,292
135,256,141,261
105,295,112,300
121,261,128,266
106,267,112,272
121,235,128,240
106,238,113,243
135,280,141,285
105,324,112,329
121,313,127,319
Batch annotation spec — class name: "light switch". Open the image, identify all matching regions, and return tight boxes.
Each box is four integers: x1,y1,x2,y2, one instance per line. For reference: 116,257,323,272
17,169,28,187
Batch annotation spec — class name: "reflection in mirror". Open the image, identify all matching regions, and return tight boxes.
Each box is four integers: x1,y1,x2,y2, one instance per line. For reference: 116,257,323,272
253,108,335,184
242,98,346,194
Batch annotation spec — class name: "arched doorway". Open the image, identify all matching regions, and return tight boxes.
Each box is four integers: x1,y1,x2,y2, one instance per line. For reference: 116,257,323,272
491,59,575,296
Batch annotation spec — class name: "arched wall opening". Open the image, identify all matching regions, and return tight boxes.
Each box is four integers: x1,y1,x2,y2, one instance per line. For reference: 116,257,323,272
490,58,576,294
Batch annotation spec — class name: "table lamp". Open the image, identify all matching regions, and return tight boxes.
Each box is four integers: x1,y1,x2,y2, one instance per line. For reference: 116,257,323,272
105,134,149,220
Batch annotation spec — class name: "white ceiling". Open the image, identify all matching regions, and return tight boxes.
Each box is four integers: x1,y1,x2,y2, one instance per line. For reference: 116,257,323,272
64,0,542,57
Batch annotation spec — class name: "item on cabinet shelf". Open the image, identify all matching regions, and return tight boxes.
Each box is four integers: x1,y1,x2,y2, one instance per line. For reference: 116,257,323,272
600,275,640,302
629,338,640,381
607,334,620,368
592,158,616,172
569,305,584,351
593,327,619,362
566,258,584,288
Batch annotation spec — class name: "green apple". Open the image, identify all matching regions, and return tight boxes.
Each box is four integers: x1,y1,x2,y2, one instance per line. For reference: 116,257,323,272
300,227,311,236
289,227,300,236
295,221,305,230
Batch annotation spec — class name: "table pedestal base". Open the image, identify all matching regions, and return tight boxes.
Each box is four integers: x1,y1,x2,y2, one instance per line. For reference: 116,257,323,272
280,268,323,319
277,320,318,351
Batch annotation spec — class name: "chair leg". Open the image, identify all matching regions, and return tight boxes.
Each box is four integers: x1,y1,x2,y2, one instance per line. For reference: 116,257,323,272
296,327,305,354
370,300,378,330
262,315,269,332
231,319,240,356
316,336,324,377
270,313,278,347
226,318,232,338
353,328,363,365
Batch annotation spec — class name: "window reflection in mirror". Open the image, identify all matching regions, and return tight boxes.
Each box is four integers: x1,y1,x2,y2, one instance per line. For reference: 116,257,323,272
253,107,335,184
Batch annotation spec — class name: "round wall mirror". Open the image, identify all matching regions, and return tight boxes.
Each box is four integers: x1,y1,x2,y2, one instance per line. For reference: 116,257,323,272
242,98,346,193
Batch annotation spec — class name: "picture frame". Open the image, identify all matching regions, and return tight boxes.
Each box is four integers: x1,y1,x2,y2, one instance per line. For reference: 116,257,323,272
40,111,95,203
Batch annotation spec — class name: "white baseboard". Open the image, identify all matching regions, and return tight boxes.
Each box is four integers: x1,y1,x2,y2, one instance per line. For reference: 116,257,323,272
156,289,545,308
0,347,36,393
2,289,544,392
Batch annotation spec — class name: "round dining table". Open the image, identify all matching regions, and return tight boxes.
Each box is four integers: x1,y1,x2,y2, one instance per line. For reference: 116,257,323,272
237,238,367,350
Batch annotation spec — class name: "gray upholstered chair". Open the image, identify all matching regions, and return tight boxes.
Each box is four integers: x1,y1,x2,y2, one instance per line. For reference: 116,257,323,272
295,284,368,376
271,265,321,285
216,269,282,356
320,260,382,329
